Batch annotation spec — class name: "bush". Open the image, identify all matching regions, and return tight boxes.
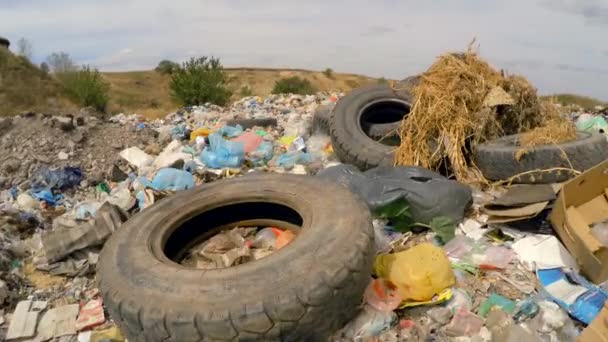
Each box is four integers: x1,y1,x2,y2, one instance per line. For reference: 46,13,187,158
239,85,253,97
40,62,49,73
169,57,232,106
59,66,109,112
323,68,334,79
377,77,388,84
271,76,316,95
155,59,179,75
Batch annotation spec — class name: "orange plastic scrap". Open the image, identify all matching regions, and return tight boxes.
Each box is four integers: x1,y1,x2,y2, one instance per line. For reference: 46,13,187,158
75,298,105,331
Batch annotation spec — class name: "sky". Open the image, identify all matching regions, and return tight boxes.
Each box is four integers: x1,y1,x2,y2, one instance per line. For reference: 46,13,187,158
1,0,607,99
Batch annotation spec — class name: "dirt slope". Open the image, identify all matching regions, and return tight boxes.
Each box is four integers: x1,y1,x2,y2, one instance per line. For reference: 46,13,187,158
0,48,75,115
102,68,379,118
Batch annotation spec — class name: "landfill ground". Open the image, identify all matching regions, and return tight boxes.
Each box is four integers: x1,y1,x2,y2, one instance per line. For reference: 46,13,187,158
1,92,608,342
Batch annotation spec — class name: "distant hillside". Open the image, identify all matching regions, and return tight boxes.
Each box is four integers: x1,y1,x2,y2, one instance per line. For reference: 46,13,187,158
0,48,75,115
102,68,379,118
542,94,607,111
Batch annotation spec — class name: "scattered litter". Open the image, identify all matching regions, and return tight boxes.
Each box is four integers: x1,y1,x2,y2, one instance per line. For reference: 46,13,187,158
511,234,579,270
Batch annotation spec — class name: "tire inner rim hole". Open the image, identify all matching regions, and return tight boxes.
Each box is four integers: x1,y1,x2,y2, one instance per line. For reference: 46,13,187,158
163,202,303,264
359,99,410,146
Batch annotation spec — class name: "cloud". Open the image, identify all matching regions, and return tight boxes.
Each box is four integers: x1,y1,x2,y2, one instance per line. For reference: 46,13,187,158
541,0,608,24
0,0,607,100
361,26,395,37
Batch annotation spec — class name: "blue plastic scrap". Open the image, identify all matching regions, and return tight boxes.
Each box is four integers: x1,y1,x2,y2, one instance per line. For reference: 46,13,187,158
200,133,245,169
33,167,83,191
30,188,63,206
537,267,608,324
217,124,244,138
151,168,195,191
276,151,313,169
248,141,274,166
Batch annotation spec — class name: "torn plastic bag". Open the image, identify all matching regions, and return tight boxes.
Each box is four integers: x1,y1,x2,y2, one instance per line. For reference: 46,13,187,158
42,203,127,263
32,167,83,191
200,133,245,168
317,165,472,224
151,168,195,191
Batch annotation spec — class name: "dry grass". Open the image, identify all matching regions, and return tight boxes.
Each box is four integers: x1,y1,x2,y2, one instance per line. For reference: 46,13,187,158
0,48,76,115
395,46,574,182
103,68,379,118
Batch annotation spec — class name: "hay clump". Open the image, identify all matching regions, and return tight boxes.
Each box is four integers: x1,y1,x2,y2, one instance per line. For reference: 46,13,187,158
395,48,574,182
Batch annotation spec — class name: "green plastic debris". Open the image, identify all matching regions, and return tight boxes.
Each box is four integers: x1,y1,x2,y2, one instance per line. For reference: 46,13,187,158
576,115,608,134
477,293,516,317
255,130,268,137
96,182,110,194
373,198,414,232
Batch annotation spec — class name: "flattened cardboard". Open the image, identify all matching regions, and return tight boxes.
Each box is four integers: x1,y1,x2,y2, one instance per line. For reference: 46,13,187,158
550,159,608,284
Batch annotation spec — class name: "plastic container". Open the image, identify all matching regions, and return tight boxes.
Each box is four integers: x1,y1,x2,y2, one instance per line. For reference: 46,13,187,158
252,227,277,249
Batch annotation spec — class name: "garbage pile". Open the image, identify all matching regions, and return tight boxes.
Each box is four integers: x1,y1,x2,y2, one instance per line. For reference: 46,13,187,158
1,87,607,341
0,93,341,340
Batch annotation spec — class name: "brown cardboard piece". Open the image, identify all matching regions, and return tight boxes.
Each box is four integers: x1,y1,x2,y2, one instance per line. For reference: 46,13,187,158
550,159,608,284
578,303,608,342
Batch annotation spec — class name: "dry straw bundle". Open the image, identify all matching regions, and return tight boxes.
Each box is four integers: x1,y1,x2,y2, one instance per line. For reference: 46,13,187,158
395,47,575,182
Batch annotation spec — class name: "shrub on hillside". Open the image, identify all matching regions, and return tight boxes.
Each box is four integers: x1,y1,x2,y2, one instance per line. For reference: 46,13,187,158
239,85,253,97
59,66,109,112
169,57,232,106
323,68,334,79
155,60,179,75
271,76,316,95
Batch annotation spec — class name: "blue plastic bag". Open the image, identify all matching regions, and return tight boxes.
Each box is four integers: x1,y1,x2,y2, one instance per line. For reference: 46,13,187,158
30,188,63,206
151,168,195,191
276,151,313,169
217,124,244,138
33,167,83,191
200,133,245,169
249,141,274,165
537,267,608,324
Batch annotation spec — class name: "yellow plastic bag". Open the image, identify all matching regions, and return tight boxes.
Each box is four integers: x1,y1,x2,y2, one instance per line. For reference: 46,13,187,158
190,127,213,141
373,243,455,302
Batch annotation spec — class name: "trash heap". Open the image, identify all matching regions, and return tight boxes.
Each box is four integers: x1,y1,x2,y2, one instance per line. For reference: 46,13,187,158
1,89,607,341
0,93,341,341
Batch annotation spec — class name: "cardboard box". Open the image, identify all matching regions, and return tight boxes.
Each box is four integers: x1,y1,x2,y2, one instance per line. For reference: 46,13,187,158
550,159,608,284
578,303,608,342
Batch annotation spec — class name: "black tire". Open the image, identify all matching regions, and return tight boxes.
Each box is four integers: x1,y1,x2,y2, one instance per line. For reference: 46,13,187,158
474,132,608,183
312,103,335,134
330,85,412,170
226,118,278,129
97,174,374,342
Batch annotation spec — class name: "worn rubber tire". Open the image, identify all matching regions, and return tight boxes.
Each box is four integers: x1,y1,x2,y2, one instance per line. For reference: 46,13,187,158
330,85,412,170
312,103,335,134
97,174,374,342
474,132,608,183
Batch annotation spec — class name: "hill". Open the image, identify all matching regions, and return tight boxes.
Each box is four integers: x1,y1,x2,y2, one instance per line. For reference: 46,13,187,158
0,48,75,115
542,94,607,111
102,68,379,118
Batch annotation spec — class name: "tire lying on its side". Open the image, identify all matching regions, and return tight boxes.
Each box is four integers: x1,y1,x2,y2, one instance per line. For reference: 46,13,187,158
97,174,374,342
474,132,608,183
330,85,413,170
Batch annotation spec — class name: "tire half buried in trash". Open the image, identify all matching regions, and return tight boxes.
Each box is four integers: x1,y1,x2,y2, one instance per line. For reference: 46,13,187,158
330,85,412,170
474,132,608,183
97,174,374,342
